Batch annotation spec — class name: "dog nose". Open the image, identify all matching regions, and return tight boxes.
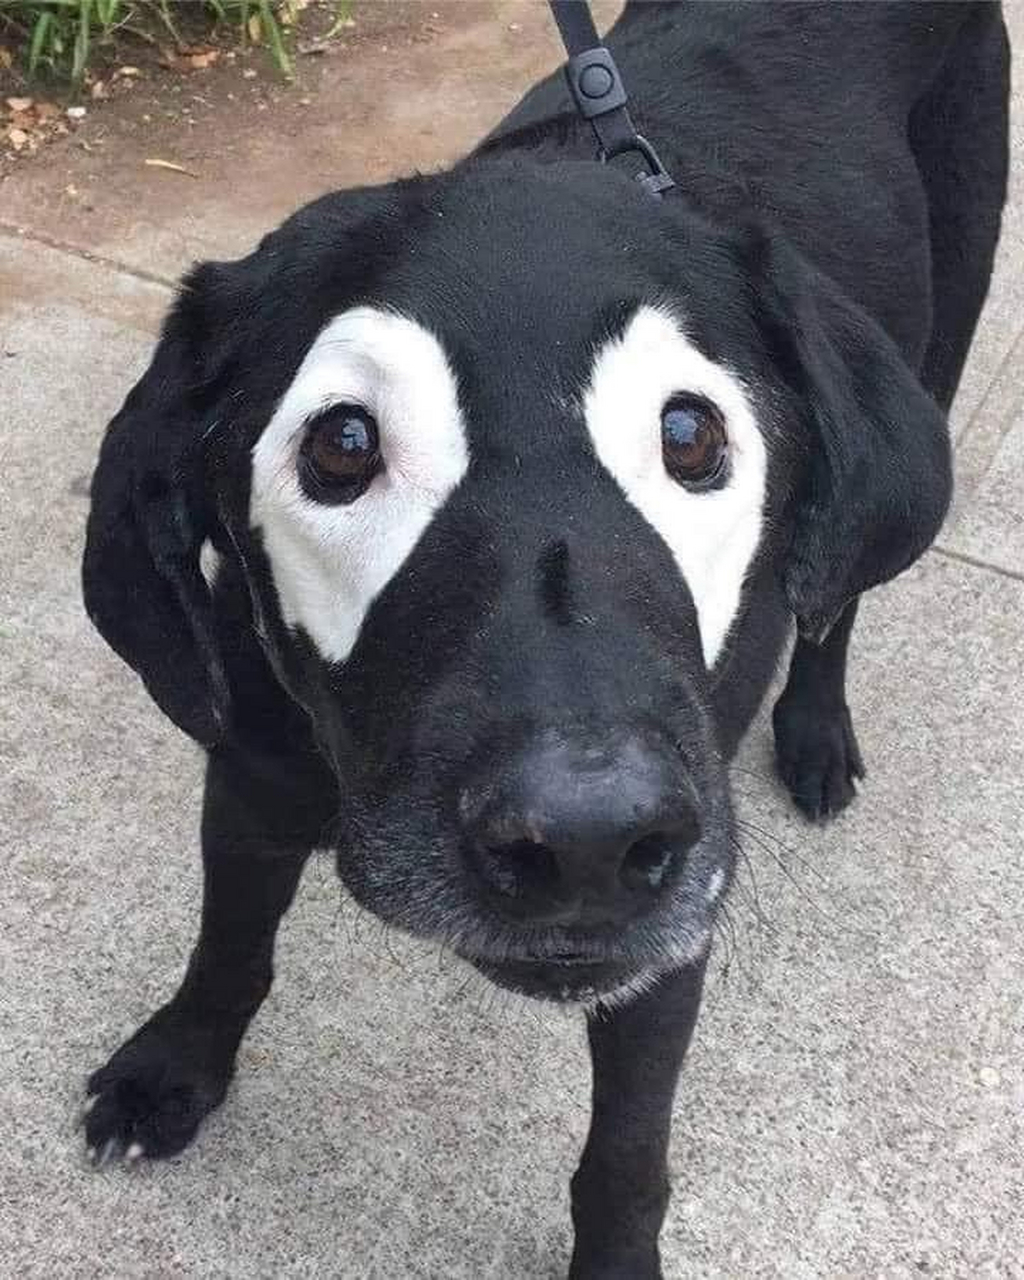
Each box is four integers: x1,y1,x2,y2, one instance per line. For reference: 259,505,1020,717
462,734,701,926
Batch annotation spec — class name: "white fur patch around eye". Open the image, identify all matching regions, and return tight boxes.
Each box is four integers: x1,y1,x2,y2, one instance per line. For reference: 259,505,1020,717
582,305,767,667
249,307,469,663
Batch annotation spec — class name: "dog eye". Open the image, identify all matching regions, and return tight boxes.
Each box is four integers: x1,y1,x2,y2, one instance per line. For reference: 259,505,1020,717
300,404,381,503
661,395,727,488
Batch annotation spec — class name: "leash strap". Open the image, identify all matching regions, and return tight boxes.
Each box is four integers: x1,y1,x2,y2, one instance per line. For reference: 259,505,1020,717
547,0,674,197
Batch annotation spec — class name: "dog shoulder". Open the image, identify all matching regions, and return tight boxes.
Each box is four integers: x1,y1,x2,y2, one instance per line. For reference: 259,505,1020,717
208,555,327,775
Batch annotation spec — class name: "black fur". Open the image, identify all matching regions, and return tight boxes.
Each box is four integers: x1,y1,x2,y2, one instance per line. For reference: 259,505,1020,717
80,5,1009,1274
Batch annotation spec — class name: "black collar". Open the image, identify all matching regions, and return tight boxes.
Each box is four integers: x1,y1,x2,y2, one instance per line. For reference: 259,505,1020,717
548,0,674,198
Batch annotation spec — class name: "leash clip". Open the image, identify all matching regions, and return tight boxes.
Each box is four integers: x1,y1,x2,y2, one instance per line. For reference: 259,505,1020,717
554,5,675,199
607,134,675,198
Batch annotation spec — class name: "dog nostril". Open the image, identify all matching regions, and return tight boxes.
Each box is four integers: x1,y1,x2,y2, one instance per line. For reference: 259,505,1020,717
620,832,678,892
476,839,560,900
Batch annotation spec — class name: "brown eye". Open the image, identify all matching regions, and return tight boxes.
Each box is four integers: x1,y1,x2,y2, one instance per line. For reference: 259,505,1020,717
661,394,728,488
300,404,381,503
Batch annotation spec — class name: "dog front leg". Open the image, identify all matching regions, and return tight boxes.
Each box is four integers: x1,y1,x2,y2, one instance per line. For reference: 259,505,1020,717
569,960,707,1279
82,745,332,1163
773,597,865,820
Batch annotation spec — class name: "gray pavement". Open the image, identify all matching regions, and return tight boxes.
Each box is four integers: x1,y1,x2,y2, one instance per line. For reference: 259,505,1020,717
2,5,1022,1277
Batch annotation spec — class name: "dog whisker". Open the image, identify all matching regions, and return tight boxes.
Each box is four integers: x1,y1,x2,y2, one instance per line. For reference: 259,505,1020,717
735,814,830,886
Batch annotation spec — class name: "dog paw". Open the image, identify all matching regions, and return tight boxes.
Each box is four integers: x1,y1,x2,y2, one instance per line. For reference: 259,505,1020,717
569,1252,661,1280
82,1015,231,1165
772,693,865,820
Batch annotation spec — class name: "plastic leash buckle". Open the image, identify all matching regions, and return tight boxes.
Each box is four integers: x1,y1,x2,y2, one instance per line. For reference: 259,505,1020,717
564,47,675,198
564,47,628,119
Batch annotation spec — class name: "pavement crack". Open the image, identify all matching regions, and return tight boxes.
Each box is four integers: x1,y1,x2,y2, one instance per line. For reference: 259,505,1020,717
929,544,1024,584
0,221,175,290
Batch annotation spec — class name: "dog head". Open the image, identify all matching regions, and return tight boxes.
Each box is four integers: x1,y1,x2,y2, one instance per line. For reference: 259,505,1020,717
83,161,950,1001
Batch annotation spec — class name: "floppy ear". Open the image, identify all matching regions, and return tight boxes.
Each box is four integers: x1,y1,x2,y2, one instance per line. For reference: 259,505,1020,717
82,266,233,746
753,237,952,642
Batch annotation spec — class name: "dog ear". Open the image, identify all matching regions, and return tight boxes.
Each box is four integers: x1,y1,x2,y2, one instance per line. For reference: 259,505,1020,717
82,264,235,746
751,236,952,642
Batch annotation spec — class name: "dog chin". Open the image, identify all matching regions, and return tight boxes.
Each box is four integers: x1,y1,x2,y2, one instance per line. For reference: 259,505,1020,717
469,955,655,1006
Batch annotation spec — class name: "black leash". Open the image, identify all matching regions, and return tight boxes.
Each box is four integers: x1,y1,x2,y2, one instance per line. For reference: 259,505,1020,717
547,0,674,198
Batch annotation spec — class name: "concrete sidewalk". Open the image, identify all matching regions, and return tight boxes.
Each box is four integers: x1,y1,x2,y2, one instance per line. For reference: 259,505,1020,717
2,5,1022,1277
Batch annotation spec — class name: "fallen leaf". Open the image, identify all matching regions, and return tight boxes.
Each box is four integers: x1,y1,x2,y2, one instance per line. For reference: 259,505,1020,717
6,97,33,114
247,13,262,43
144,157,197,177
188,50,220,70
7,127,28,150
0,48,13,71
90,81,107,100
115,65,142,78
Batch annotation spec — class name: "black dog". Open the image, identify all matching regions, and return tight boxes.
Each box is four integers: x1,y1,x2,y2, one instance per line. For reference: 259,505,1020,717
80,4,1009,1275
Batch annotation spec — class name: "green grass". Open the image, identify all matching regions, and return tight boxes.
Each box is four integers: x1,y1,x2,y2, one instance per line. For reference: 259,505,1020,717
0,1,353,83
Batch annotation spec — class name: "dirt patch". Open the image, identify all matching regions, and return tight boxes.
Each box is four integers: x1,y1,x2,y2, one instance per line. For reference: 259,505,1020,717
0,2,433,176
0,2,621,282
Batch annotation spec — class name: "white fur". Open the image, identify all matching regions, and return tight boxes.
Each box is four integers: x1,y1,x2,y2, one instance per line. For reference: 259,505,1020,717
706,867,726,904
199,539,221,589
582,305,767,666
250,308,470,662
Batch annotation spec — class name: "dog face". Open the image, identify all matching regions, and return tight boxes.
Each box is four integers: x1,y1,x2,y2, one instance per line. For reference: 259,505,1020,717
83,161,951,1001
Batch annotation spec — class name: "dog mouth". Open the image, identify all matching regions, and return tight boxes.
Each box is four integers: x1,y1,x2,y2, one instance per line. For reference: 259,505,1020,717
335,778,732,1006
469,953,642,1003
337,827,728,1006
